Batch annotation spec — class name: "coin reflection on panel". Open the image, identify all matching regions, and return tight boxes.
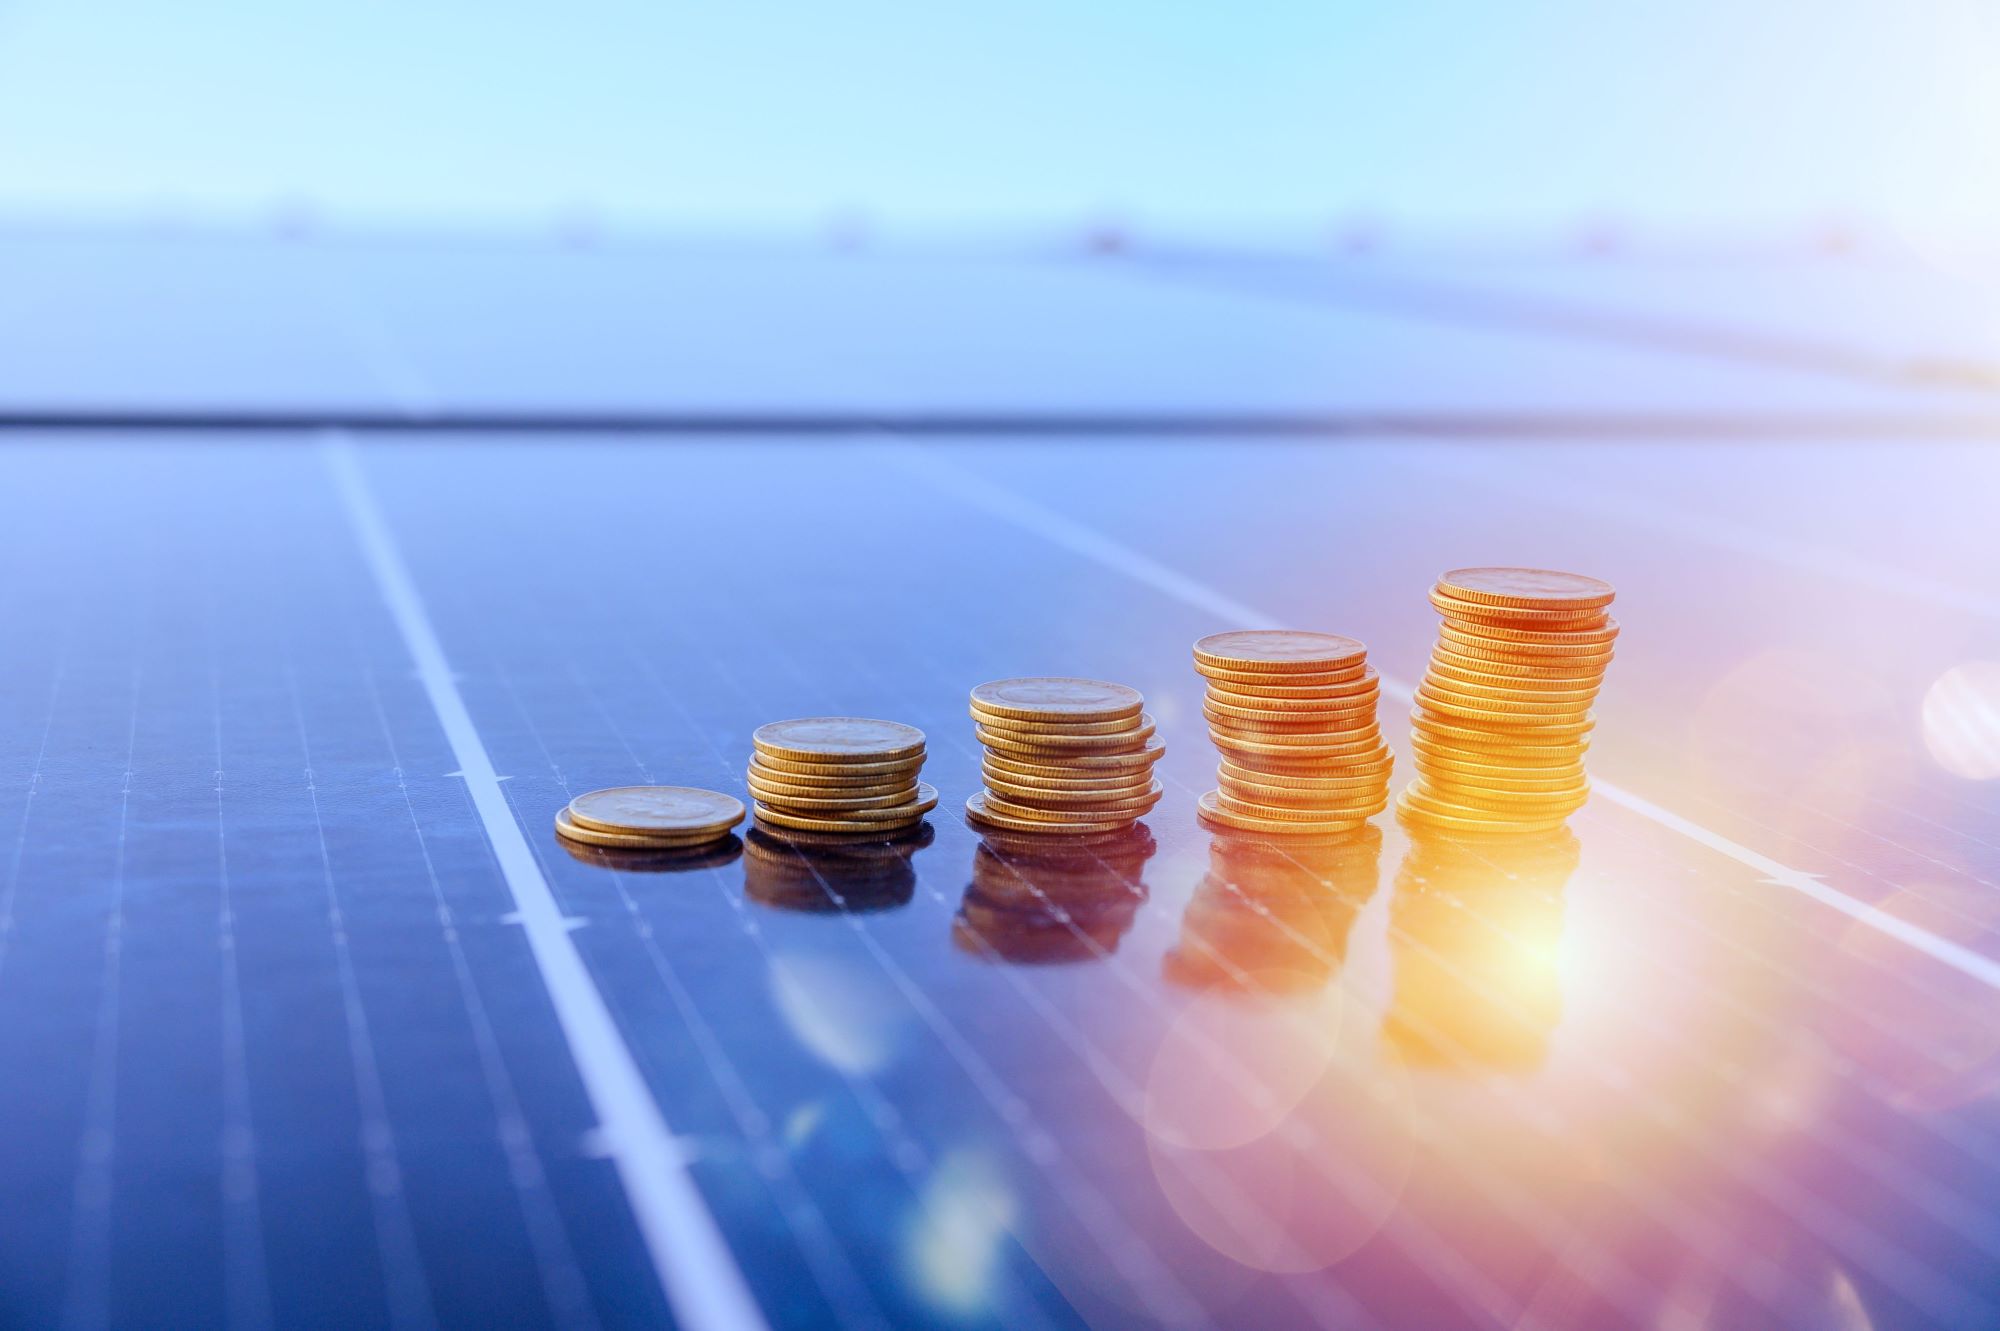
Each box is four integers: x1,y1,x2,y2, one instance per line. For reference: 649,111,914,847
1163,826,1382,994
742,822,934,913
557,833,744,874
953,824,1156,963
1385,825,1578,1071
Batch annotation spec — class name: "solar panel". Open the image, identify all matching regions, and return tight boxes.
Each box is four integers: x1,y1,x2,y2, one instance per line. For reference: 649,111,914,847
0,238,1994,1330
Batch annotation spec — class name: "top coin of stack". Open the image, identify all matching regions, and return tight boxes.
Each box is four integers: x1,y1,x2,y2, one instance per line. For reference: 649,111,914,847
1399,567,1616,834
1193,630,1394,836
964,678,1165,835
746,717,938,836
555,785,746,851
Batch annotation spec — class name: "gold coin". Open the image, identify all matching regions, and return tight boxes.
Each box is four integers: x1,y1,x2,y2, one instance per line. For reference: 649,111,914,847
968,706,1143,737
1411,705,1595,740
969,677,1144,723
1192,630,1367,674
1209,721,1381,751
567,786,746,836
1430,586,1611,627
1203,715,1378,747
977,717,1158,756
1194,659,1370,688
557,835,743,872
982,770,1156,805
1409,734,1587,770
982,786,1163,823
1439,618,1620,649
1419,678,1600,713
1434,642,1617,675
749,751,927,780
1218,785,1390,817
1197,790,1371,835
1412,753,1585,787
1204,677,1380,707
1424,687,1592,731
1212,741,1389,769
1436,567,1615,611
746,764,919,799
1219,766,1389,799
969,820,1155,856
746,781,919,812
751,782,940,833
1394,788,1571,835
980,759,1156,794
1200,687,1376,719
982,734,1167,774
1403,779,1587,818
753,717,927,764
554,807,735,850
1215,788,1388,822
1203,683,1381,717
1426,655,1605,690
1216,732,1388,763
966,790,1137,835
1217,764,1392,793
1424,767,1592,799
1217,757,1394,790
1429,643,1608,679
744,821,935,852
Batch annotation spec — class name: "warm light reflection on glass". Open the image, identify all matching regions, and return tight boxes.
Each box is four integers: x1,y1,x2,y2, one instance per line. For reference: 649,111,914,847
951,825,1155,964
767,948,913,1076
1384,825,1577,1072
1921,660,2000,780
741,764,936,1079
904,1149,1018,1317
1143,827,1411,1272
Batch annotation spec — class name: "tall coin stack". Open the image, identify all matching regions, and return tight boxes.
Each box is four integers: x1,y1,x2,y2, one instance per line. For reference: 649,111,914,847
746,717,938,836
1193,630,1394,835
1399,567,1616,834
964,678,1165,835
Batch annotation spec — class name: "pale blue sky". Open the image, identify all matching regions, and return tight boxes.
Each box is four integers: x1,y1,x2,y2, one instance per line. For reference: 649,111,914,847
0,0,1993,232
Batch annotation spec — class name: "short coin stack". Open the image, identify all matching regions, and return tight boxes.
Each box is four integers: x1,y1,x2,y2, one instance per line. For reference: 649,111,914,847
555,785,746,851
965,678,1164,834
1194,630,1394,835
1399,567,1616,834
746,717,938,836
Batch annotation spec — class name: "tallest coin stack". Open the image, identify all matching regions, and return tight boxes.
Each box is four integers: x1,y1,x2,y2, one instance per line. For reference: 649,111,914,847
1398,568,1617,834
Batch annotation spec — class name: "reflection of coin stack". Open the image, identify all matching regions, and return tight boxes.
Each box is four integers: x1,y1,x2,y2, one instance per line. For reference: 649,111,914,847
1192,631,1393,836
746,717,938,836
1400,568,1616,834
1163,826,1382,992
1385,826,1578,1069
954,824,1156,963
964,678,1164,835
742,823,933,913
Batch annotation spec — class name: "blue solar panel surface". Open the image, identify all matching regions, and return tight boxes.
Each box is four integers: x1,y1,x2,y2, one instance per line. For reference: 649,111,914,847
0,236,1995,1331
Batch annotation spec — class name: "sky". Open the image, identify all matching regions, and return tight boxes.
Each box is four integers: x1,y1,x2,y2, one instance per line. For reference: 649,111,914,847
0,0,1996,237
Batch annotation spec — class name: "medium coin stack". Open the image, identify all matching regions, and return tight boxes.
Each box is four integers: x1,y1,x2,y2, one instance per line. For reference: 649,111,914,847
1193,630,1394,836
1399,567,1616,834
555,785,746,851
964,678,1165,835
746,717,939,836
